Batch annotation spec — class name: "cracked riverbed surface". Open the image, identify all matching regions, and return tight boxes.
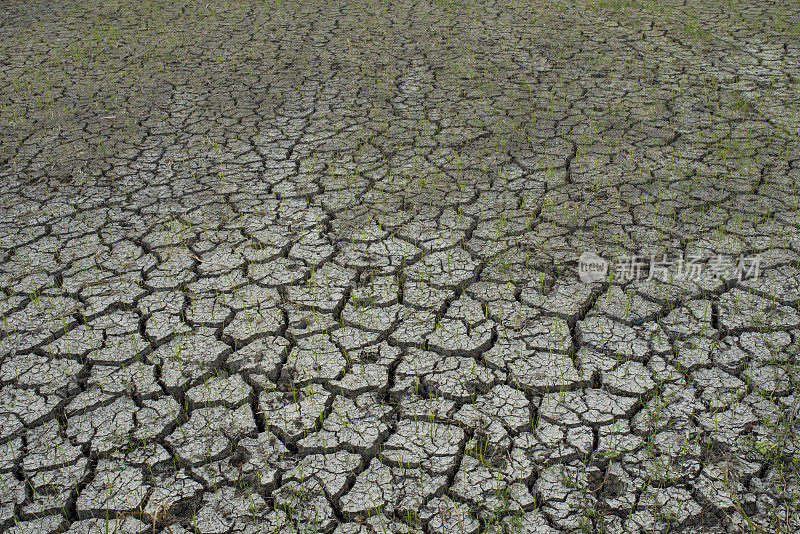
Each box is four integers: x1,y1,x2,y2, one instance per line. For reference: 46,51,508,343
1,0,800,532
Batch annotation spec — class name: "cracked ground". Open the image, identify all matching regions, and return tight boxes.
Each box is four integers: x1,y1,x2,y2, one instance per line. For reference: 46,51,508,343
1,0,800,532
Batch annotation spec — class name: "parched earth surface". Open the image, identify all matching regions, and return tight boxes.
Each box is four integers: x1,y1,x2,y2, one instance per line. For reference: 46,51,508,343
1,0,800,532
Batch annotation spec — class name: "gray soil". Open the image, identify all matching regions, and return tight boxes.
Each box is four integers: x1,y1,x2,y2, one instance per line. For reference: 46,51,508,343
1,0,799,532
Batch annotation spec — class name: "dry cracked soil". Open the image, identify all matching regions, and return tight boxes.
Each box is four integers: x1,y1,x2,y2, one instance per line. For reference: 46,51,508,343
1,0,800,532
